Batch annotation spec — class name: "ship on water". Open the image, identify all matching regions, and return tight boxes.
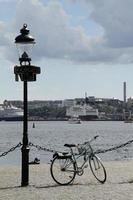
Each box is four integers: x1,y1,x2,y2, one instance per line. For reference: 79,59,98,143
0,100,23,121
66,101,99,121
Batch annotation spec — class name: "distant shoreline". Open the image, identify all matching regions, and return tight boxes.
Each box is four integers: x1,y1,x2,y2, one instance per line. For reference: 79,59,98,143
28,118,124,121
0,119,125,122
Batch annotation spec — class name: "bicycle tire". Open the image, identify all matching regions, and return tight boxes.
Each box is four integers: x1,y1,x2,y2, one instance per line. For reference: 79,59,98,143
89,155,107,183
50,156,76,185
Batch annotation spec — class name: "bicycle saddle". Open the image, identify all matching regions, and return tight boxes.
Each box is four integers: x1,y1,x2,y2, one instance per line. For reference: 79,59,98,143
64,144,76,147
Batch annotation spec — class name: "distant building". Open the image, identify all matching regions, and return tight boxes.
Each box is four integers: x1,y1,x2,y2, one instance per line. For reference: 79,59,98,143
127,97,133,107
66,100,99,120
62,99,74,107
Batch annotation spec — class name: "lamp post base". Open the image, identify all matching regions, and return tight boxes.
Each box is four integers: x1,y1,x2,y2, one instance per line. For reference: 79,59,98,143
21,146,30,186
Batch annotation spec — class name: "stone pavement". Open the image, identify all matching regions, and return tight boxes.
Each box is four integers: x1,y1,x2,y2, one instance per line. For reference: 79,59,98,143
0,160,133,200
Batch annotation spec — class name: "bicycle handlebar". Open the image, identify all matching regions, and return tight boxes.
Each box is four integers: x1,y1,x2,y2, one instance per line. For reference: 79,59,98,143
64,135,99,148
84,135,99,145
94,135,99,139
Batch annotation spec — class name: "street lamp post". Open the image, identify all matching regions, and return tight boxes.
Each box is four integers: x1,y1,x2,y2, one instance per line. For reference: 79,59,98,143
14,24,41,186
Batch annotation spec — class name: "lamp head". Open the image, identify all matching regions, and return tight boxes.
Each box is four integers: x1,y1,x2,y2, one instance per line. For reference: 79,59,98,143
15,24,35,65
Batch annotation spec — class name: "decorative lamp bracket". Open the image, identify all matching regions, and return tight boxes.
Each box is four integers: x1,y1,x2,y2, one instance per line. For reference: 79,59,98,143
14,65,41,82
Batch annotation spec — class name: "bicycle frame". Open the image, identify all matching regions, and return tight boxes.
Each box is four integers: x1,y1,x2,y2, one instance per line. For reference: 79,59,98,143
65,140,95,173
54,136,99,174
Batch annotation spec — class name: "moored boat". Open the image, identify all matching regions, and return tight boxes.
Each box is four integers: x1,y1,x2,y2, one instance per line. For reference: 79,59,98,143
68,116,81,124
0,100,23,121
124,119,133,123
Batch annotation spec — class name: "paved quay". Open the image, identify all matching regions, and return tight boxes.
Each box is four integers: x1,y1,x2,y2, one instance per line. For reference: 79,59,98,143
0,160,133,200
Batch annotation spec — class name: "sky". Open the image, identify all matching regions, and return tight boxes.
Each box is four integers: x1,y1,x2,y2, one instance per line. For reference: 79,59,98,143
0,0,133,102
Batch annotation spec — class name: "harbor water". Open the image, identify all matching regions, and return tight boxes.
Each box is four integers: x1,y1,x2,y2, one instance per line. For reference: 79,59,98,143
0,121,133,165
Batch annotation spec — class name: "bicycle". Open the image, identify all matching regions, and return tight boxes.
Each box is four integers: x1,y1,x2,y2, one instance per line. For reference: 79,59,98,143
50,135,107,185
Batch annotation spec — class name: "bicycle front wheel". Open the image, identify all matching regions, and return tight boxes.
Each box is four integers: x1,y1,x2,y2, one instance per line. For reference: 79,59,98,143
50,156,76,185
89,155,107,183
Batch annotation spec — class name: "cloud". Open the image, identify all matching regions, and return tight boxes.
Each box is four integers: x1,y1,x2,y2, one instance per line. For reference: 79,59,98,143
88,0,133,48
0,22,7,45
67,0,133,63
0,0,16,2
13,0,97,62
0,21,13,61
2,0,133,64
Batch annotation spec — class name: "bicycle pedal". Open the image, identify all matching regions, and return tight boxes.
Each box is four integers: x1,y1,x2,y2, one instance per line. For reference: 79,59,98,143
84,164,88,168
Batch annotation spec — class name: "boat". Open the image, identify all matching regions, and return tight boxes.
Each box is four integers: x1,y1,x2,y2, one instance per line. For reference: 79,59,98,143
124,111,133,123
0,100,23,121
124,120,133,123
68,116,81,124
66,102,98,121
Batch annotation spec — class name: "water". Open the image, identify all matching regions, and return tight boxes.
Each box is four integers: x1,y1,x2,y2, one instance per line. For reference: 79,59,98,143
0,121,133,165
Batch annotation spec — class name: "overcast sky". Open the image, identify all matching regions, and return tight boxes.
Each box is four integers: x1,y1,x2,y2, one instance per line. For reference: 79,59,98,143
0,0,133,101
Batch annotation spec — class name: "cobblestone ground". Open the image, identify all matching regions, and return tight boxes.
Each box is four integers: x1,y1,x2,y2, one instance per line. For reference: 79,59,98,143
0,160,133,200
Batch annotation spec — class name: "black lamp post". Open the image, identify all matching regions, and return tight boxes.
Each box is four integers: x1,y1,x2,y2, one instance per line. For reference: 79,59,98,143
14,24,40,186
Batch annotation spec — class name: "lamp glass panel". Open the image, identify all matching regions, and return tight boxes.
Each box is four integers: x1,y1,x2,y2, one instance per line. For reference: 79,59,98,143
16,43,34,58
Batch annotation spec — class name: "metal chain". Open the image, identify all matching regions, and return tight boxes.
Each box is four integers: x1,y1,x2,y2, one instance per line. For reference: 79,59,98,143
0,139,132,160
29,139,133,155
29,142,63,153
95,139,133,154
0,142,22,158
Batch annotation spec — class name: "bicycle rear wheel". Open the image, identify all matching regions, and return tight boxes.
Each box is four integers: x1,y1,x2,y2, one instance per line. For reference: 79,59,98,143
50,156,76,185
89,155,106,183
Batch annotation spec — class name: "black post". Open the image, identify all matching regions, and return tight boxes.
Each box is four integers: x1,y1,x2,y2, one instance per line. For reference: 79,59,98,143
21,80,29,186
14,24,41,187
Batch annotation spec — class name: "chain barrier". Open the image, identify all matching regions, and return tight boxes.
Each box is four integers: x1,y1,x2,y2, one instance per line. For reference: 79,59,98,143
29,142,62,154
95,139,133,154
0,142,22,158
0,139,133,159
29,139,133,155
